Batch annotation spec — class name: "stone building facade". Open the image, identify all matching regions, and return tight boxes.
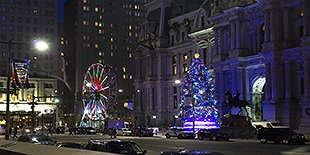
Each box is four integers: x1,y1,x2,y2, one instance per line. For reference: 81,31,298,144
134,0,310,135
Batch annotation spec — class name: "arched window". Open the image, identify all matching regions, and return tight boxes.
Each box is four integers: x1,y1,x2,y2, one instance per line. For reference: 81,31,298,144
300,9,304,17
260,24,265,45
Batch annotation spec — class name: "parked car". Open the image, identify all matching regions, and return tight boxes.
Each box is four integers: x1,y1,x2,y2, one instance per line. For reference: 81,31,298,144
72,126,96,135
131,127,154,137
53,126,65,134
165,127,196,139
55,142,85,149
160,149,224,155
117,128,132,136
256,128,306,144
17,134,56,145
21,127,33,134
197,128,230,141
252,121,288,129
86,139,147,155
35,126,48,134
73,127,85,134
84,127,97,135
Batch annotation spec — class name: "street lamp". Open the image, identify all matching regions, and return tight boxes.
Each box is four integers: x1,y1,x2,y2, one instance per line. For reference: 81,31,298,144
152,115,156,127
175,79,181,84
34,40,49,51
2,39,48,140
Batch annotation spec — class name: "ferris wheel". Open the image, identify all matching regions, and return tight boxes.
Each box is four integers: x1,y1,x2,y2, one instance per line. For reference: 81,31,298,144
80,63,116,127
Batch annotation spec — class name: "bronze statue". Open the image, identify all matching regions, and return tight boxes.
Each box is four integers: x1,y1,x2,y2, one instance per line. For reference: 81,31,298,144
224,90,252,117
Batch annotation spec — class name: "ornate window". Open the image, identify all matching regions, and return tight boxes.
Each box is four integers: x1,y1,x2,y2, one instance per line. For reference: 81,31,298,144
299,9,304,37
172,55,177,75
260,24,265,45
173,87,178,109
182,53,188,73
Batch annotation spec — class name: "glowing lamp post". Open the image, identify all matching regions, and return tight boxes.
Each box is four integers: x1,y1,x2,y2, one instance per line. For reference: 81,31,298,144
152,115,156,126
3,39,48,140
34,40,49,51
175,80,181,84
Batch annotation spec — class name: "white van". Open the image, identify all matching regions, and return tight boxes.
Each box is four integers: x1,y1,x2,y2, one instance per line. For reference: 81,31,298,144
252,121,289,129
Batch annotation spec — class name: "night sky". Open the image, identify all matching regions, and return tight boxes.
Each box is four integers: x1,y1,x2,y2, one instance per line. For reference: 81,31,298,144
57,0,67,23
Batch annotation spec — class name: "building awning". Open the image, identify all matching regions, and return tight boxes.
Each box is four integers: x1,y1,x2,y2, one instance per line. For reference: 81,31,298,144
0,111,40,115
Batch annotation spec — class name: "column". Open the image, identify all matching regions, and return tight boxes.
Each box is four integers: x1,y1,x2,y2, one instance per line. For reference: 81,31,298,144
235,19,242,49
304,58,310,98
284,61,293,99
256,31,260,52
283,61,297,129
231,69,237,94
276,8,283,41
215,71,224,116
215,71,225,103
177,53,181,76
271,62,277,101
265,63,271,101
236,68,244,100
269,9,276,42
214,28,219,55
135,56,140,79
264,10,270,43
271,61,285,101
219,28,224,54
146,55,150,77
263,62,276,121
142,89,146,111
244,70,250,101
283,7,290,41
241,21,248,49
230,20,236,50
159,2,166,36
302,1,310,36
215,72,221,102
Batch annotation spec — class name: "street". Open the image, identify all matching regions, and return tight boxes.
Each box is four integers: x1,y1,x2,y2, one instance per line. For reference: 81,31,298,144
47,134,307,155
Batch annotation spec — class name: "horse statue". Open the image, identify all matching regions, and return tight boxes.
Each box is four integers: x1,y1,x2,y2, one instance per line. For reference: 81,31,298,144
224,90,252,117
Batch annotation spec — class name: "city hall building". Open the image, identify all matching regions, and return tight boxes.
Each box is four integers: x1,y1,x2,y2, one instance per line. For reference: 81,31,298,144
133,0,310,135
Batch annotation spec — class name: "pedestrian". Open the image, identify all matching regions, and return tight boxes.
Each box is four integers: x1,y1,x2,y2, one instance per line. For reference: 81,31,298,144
22,126,26,134
69,127,73,135
109,128,113,139
13,126,18,139
47,127,53,136
138,127,142,138
9,126,12,138
112,128,117,138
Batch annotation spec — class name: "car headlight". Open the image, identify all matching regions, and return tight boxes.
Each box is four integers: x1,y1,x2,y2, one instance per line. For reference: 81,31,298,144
292,135,297,138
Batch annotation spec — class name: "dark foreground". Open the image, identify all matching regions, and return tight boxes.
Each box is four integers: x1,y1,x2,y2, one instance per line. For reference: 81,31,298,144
50,134,308,155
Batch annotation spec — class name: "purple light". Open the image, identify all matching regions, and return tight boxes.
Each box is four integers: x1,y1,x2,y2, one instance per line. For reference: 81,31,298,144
183,117,219,131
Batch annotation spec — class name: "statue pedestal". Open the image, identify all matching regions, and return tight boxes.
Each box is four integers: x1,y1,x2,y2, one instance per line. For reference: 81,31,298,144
220,114,256,139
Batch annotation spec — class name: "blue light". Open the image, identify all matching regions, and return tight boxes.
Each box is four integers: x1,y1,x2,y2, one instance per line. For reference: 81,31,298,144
182,118,219,131
179,54,219,131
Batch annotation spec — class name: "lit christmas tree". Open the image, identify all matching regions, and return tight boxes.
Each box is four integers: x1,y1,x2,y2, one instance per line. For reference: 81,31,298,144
179,53,219,131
